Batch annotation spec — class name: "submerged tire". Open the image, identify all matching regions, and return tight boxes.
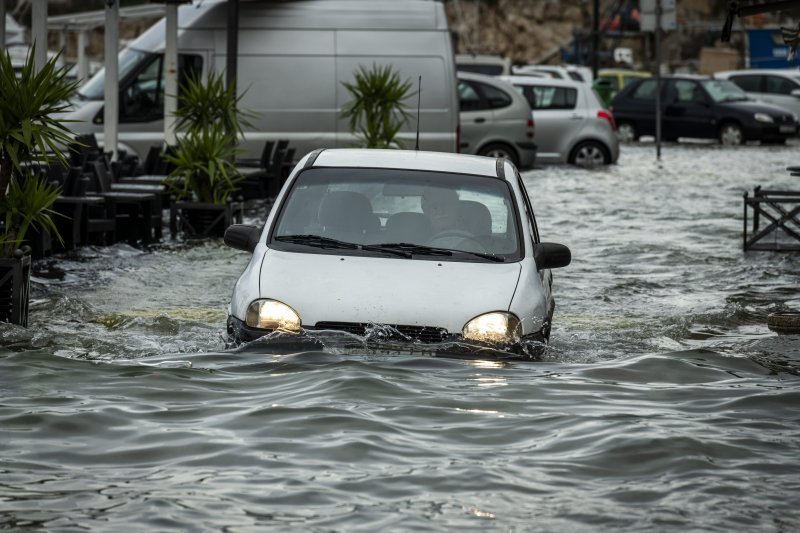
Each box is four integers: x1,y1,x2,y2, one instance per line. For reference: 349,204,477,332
719,122,743,145
767,312,800,334
569,140,610,167
616,121,638,142
478,142,519,168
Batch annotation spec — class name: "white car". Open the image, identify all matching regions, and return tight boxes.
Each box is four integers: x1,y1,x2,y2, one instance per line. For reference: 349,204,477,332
225,149,571,356
714,69,800,119
500,76,620,166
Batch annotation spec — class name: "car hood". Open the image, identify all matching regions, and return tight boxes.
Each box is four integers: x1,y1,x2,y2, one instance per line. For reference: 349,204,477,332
718,99,795,117
258,249,522,333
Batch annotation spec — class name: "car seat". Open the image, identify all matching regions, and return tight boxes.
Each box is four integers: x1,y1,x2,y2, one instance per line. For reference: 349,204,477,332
317,191,380,243
456,200,492,236
383,212,432,243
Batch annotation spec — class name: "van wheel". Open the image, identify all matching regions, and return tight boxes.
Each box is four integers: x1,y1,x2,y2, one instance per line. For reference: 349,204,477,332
616,121,638,142
478,143,519,168
719,122,743,145
569,140,610,167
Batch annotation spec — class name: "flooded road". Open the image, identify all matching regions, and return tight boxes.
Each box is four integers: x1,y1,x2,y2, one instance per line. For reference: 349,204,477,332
2,142,799,530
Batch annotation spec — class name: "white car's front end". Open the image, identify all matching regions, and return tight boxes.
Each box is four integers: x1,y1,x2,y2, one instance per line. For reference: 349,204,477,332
226,149,569,357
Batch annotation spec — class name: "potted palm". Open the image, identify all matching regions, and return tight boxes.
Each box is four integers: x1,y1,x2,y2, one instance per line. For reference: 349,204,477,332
165,71,253,237
341,63,414,149
0,47,76,326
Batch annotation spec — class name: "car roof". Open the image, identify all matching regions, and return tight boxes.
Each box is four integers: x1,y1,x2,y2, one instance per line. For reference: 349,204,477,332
309,149,507,179
716,69,800,77
456,70,509,85
598,68,650,76
498,75,585,88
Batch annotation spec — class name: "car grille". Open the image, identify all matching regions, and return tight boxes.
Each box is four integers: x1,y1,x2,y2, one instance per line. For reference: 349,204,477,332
779,114,794,123
313,321,450,343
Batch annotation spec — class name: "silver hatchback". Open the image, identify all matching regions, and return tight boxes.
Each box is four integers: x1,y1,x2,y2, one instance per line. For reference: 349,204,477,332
500,75,620,167
457,72,537,169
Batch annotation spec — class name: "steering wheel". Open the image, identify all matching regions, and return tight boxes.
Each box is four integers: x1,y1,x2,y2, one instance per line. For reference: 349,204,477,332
426,230,488,253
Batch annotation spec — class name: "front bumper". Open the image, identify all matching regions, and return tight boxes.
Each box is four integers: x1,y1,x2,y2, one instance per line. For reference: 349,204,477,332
742,121,797,141
516,140,538,169
227,315,547,359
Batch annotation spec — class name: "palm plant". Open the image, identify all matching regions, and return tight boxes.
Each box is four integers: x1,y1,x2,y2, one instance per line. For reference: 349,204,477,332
341,64,414,149
0,46,77,258
164,124,243,204
165,71,253,204
172,70,255,137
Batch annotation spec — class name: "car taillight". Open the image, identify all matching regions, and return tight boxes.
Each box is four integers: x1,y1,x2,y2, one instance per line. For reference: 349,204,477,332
456,123,461,153
598,110,616,130
526,118,534,139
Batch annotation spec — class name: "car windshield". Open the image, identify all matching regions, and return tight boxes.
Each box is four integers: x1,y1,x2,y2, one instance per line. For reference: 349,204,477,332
270,167,522,262
78,48,149,100
701,79,750,103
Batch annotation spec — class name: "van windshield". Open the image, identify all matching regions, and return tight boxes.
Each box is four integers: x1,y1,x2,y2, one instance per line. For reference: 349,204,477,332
78,48,148,100
271,167,522,262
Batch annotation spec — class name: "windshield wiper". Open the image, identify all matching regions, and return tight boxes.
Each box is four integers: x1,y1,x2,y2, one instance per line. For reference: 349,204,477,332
368,242,454,257
275,234,358,250
371,242,505,262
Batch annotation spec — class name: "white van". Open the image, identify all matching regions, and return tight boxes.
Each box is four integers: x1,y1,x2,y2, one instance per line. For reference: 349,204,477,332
65,0,459,161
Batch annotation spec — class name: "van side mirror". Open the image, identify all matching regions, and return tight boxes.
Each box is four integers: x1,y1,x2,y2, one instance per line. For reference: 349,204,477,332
533,242,571,270
224,224,260,252
791,88,800,99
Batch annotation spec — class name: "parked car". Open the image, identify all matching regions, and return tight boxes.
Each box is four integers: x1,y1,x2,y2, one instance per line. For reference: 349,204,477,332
714,69,800,119
63,0,459,160
610,76,798,144
512,64,592,83
596,68,651,98
499,75,620,167
224,148,571,356
457,71,537,169
455,54,511,76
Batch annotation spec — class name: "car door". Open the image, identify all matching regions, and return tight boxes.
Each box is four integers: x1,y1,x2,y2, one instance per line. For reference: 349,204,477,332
521,84,582,161
763,74,800,116
614,78,659,138
457,79,492,154
663,79,716,140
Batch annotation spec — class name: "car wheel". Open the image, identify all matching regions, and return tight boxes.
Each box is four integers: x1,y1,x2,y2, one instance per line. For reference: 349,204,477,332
478,143,519,168
719,122,743,145
616,121,638,142
569,140,610,168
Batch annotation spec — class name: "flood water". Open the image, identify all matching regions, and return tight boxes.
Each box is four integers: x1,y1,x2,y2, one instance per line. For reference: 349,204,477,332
2,143,799,530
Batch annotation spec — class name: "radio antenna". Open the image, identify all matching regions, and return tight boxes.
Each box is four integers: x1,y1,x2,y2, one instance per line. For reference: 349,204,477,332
414,75,422,151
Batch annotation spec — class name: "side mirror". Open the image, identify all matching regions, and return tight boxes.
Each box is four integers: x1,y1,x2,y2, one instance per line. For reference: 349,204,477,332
533,242,571,270
224,224,260,252
791,88,800,98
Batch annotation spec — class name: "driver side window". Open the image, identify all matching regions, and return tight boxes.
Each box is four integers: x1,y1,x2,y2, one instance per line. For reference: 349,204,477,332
121,55,163,122
120,54,204,123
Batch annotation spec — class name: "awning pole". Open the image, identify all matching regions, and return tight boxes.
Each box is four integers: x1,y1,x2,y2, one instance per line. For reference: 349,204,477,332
226,0,239,94
164,2,179,146
1,2,6,50
104,0,119,161
32,0,48,72
77,31,89,82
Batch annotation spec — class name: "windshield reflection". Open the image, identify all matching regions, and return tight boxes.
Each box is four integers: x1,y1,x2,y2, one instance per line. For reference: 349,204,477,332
78,48,149,100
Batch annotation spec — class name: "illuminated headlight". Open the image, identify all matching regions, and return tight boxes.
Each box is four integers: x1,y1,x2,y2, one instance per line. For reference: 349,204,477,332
462,312,522,344
245,299,302,332
754,112,773,123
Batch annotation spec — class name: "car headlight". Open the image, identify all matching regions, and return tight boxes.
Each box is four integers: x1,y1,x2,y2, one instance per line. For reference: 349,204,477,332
754,112,774,123
462,312,522,344
245,299,302,332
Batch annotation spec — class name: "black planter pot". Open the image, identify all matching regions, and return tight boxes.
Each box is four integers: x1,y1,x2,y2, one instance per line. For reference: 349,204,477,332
0,252,32,327
169,198,245,238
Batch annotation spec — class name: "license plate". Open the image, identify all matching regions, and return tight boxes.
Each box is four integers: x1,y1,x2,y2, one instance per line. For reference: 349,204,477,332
780,125,796,133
